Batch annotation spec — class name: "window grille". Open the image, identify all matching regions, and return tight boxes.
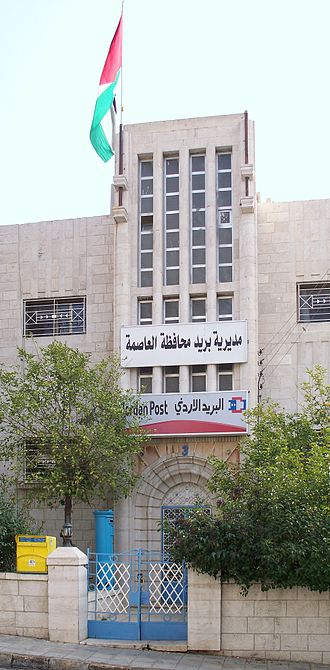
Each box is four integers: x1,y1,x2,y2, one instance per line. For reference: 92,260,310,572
24,440,54,482
139,160,153,287
190,154,206,284
164,157,180,285
24,297,86,337
298,283,330,322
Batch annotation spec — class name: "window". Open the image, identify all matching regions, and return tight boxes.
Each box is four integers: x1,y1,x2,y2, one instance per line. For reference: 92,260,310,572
217,153,232,283
191,365,207,392
190,154,206,284
298,283,330,322
24,440,54,482
164,298,179,324
24,297,86,337
164,157,180,285
138,367,152,393
139,160,153,287
164,366,180,393
138,300,152,325
218,364,233,391
218,296,233,321
190,297,206,322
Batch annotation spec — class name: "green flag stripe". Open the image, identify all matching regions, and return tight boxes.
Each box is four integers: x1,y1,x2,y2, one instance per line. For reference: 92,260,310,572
90,70,120,162
90,123,114,162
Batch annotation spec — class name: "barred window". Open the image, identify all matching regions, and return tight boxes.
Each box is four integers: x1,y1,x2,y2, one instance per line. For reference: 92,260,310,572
298,283,330,322
24,440,54,482
24,297,86,337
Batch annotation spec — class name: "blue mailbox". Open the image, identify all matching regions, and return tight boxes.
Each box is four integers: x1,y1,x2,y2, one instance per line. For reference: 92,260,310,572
93,509,114,556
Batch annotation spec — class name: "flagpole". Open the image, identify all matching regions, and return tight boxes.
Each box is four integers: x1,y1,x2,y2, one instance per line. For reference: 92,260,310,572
118,0,124,206
120,0,124,127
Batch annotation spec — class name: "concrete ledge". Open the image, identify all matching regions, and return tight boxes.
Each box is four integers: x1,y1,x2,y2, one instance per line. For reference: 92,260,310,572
112,206,128,224
113,175,128,191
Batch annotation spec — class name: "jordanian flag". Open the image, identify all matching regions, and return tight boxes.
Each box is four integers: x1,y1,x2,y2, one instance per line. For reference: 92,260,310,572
90,14,122,162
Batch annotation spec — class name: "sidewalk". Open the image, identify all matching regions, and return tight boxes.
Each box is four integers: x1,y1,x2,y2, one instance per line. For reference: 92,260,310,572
0,636,329,670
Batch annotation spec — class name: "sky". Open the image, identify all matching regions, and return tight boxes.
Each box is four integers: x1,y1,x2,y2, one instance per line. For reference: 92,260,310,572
0,0,330,226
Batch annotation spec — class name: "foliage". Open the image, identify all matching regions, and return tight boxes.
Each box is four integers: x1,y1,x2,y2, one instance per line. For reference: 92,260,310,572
0,484,39,572
0,341,146,531
170,366,330,593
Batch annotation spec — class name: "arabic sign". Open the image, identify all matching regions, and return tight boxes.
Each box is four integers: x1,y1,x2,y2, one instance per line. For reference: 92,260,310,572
121,321,247,367
132,391,248,436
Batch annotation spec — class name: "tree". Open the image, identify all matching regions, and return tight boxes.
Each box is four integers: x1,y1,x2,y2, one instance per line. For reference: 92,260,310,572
0,341,146,544
170,366,330,593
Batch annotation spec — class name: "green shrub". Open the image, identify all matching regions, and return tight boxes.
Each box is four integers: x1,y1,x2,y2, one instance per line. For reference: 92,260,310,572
170,367,330,593
0,496,38,572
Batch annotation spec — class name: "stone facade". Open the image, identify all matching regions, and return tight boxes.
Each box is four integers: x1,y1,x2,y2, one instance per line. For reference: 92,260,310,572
0,113,329,565
0,215,113,362
112,113,258,555
258,198,330,410
0,215,114,552
0,547,88,643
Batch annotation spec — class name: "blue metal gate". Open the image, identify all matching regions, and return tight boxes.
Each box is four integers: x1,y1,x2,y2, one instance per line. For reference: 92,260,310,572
87,549,187,640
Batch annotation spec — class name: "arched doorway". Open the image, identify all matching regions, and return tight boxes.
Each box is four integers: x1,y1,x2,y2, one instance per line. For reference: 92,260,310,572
114,454,214,554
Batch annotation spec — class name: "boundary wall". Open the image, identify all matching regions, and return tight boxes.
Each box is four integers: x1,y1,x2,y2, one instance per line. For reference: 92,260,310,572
0,557,329,664
0,547,87,643
188,572,330,664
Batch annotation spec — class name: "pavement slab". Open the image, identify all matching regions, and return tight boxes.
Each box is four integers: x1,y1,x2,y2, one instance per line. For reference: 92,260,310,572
0,636,329,670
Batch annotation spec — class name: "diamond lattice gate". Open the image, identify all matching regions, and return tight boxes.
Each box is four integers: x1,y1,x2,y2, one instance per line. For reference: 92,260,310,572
87,549,187,640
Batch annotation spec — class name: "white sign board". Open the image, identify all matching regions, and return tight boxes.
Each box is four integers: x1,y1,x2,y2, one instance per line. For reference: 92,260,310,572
132,391,248,436
121,321,247,367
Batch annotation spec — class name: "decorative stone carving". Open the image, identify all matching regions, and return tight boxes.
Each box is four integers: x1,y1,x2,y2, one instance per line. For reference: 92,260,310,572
162,482,209,506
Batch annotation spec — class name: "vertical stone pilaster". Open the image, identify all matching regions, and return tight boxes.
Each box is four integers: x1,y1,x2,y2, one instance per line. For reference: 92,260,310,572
47,547,88,643
188,569,222,651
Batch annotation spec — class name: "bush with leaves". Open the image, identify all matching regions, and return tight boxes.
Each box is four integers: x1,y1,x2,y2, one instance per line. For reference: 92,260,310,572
0,489,38,572
170,367,330,593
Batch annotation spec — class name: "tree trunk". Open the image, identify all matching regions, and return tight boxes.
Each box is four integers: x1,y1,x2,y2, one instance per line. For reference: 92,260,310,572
64,494,72,525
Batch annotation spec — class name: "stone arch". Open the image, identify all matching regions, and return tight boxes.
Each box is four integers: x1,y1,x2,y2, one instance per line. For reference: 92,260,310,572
131,454,215,551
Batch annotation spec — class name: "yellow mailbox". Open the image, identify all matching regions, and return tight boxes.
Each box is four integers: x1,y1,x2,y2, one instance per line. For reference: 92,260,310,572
15,535,56,573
